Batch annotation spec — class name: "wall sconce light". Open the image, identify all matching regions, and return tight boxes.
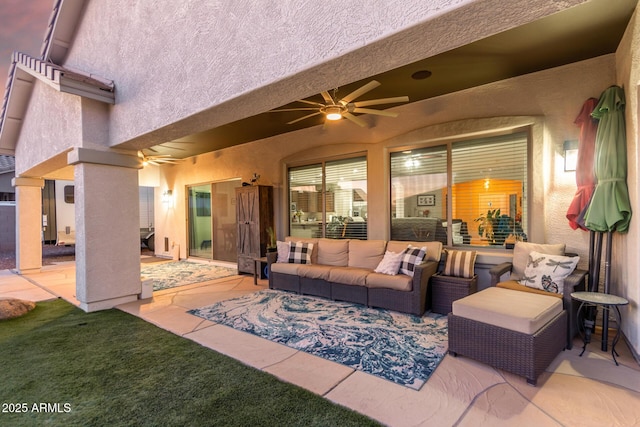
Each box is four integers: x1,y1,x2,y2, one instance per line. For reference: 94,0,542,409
162,190,173,204
563,140,578,172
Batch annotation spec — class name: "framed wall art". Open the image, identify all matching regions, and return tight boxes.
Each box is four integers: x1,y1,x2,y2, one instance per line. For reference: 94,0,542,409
417,194,435,206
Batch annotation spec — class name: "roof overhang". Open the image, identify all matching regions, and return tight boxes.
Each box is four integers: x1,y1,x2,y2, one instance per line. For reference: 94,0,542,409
0,52,114,155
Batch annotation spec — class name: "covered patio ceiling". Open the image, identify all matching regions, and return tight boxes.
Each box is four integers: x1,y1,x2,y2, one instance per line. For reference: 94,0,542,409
142,0,637,160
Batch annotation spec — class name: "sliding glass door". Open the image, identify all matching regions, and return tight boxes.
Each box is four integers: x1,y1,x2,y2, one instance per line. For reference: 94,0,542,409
187,179,240,261
188,184,213,258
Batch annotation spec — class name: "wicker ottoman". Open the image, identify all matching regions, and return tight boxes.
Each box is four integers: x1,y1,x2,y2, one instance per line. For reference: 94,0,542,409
448,287,567,386
431,273,477,314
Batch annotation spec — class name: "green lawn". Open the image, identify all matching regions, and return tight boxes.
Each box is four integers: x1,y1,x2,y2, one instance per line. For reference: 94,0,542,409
0,299,380,426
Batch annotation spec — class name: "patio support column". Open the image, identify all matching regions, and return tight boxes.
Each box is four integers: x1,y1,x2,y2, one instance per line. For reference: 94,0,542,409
12,177,44,274
69,148,142,312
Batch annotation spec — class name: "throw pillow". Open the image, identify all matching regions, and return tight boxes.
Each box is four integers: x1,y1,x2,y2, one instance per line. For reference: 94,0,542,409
510,241,565,281
374,250,404,275
519,250,579,294
288,242,314,264
399,245,427,277
276,241,290,263
443,249,477,278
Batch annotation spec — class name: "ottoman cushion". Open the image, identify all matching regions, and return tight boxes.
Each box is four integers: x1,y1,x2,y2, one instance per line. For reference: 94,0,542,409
452,287,562,335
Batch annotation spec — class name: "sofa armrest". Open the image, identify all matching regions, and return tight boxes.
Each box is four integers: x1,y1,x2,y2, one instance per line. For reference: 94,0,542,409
563,268,587,295
413,260,439,314
489,262,513,285
266,252,278,265
414,260,439,285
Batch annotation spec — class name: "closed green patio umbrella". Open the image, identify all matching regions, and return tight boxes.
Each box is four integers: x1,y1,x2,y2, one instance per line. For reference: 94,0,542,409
584,85,632,234
583,85,632,351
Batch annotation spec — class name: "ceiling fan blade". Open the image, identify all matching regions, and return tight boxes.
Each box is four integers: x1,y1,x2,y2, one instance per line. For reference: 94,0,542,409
296,99,326,107
269,108,319,113
320,91,335,105
342,112,366,127
352,96,409,107
287,111,323,124
341,80,381,103
146,147,159,153
352,108,399,117
157,145,187,151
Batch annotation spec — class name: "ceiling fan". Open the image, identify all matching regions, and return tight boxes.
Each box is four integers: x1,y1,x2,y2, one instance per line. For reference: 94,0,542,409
270,80,409,127
137,150,180,166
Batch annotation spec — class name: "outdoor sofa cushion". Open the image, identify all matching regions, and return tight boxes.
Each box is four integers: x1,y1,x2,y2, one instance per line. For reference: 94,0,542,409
452,287,563,335
366,272,413,291
348,239,386,270
328,267,370,287
316,238,349,266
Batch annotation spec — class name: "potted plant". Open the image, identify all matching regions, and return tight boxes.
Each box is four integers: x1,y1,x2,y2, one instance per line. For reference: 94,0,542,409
474,208,500,244
266,226,277,252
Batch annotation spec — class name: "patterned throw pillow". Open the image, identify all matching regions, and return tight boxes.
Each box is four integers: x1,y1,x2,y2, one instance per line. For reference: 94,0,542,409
374,251,404,275
399,245,427,277
519,250,579,294
288,242,314,264
443,249,477,278
276,241,291,263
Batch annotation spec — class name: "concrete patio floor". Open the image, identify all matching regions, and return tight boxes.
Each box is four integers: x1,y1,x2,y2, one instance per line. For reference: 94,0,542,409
1,258,639,427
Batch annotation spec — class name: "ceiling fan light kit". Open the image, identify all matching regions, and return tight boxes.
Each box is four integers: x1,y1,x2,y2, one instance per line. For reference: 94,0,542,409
270,80,409,127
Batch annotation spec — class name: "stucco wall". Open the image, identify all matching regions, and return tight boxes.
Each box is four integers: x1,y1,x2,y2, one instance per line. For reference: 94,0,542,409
62,0,584,149
0,205,16,251
14,81,82,177
615,7,640,357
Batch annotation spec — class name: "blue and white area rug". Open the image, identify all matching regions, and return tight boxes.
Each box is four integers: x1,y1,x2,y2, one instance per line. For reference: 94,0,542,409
141,261,237,291
189,290,448,389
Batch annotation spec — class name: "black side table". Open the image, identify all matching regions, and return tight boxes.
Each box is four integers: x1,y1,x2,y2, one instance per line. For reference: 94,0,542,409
571,291,629,365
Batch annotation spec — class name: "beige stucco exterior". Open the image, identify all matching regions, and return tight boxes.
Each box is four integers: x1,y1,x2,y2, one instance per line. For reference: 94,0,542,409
7,0,639,357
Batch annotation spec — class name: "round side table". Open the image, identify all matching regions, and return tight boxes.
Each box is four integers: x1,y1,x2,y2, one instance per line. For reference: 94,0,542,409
571,291,628,365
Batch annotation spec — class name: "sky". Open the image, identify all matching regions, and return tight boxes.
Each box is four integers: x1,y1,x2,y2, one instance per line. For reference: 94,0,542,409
0,0,53,90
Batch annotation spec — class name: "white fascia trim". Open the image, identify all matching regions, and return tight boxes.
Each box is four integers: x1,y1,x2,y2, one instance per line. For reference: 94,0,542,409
14,62,115,105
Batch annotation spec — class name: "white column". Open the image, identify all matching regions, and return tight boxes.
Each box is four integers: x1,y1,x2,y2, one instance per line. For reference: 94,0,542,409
70,148,142,312
12,177,44,274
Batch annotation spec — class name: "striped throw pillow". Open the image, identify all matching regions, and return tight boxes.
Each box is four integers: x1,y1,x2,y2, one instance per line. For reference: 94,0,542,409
443,249,477,278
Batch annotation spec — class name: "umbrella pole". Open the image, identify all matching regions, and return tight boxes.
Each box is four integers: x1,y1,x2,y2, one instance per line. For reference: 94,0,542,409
601,231,613,351
583,231,599,343
591,232,603,292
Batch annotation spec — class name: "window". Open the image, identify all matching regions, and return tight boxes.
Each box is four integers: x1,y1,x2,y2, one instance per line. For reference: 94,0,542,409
64,185,74,204
390,131,528,247
289,156,367,239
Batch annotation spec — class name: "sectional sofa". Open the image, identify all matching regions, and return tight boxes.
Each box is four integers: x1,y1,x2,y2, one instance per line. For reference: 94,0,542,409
266,237,443,316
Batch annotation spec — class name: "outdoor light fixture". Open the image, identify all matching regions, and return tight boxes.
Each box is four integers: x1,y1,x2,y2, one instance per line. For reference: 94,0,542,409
162,190,173,204
563,140,578,172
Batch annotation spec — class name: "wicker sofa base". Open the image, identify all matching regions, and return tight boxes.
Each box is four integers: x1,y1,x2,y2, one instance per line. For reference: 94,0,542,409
270,272,300,293
300,277,331,299
448,310,567,386
331,282,368,305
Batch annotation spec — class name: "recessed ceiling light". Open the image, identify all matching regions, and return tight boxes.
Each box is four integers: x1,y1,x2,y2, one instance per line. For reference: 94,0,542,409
411,70,432,80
